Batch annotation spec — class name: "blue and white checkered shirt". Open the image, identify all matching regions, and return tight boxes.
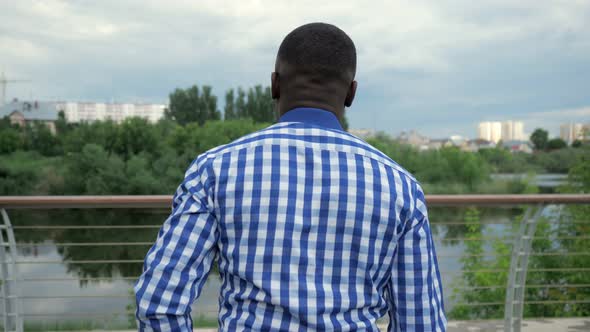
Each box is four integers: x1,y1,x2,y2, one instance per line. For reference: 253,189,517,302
135,108,446,331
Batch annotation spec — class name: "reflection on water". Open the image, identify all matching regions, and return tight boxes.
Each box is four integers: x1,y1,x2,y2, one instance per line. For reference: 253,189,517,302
15,242,220,323
6,207,522,324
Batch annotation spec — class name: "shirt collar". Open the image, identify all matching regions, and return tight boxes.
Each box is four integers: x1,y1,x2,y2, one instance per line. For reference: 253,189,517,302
278,107,344,131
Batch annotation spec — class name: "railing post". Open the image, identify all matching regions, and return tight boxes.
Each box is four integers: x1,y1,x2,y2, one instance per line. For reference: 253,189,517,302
0,209,23,332
504,205,543,332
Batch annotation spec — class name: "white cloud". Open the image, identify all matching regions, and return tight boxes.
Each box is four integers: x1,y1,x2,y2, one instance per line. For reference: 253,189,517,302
4,0,588,72
529,106,590,119
520,106,590,137
0,0,589,137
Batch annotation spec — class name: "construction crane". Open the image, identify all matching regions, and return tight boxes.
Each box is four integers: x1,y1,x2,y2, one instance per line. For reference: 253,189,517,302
0,71,31,106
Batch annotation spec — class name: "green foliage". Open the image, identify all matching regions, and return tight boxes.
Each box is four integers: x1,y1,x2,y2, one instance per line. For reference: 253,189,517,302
449,207,511,319
0,114,270,196
0,115,14,129
450,151,590,320
170,119,268,158
341,113,349,131
225,85,276,123
478,148,538,173
0,127,21,154
546,138,567,150
246,85,275,122
0,93,583,197
0,151,62,195
528,148,586,173
55,110,70,134
114,117,159,160
167,85,220,125
62,119,120,154
562,146,590,193
224,89,236,120
63,144,127,194
23,122,61,156
235,87,247,118
530,128,549,150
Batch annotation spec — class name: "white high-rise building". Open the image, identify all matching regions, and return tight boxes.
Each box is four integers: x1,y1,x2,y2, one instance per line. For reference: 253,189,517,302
478,120,525,142
56,102,166,123
560,123,584,144
501,120,525,141
478,121,502,143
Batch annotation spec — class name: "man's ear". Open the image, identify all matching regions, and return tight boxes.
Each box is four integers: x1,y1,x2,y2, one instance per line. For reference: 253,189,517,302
344,80,357,107
271,72,280,99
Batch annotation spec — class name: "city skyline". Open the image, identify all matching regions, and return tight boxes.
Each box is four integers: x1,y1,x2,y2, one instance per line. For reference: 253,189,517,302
1,96,585,140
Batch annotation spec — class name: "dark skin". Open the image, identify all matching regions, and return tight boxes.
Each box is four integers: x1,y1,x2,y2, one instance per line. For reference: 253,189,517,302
271,59,358,121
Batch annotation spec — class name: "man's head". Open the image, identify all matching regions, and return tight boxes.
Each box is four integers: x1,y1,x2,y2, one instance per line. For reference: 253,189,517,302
272,23,357,119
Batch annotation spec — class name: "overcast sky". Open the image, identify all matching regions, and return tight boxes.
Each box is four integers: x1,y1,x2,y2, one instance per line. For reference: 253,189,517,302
1,0,589,138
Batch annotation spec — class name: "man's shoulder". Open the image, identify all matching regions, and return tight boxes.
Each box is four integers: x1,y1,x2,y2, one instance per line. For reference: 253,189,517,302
199,122,287,158
342,132,419,185
194,122,419,184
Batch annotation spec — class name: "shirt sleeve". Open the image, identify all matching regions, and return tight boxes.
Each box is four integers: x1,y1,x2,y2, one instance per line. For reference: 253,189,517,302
387,183,447,331
134,157,218,332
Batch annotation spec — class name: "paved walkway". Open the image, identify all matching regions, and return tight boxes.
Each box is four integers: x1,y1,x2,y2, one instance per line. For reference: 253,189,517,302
447,317,590,331
104,317,590,331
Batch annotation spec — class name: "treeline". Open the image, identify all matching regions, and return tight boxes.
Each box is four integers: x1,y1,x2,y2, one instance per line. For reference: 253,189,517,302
530,128,586,150
1,84,589,196
366,133,588,192
475,143,585,174
165,85,276,125
0,117,267,195
2,117,583,196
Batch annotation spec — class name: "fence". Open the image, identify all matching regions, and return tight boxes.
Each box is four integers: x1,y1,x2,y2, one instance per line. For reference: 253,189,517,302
1,194,589,332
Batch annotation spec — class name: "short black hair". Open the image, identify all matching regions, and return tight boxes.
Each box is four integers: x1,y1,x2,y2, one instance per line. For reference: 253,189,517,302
277,23,356,82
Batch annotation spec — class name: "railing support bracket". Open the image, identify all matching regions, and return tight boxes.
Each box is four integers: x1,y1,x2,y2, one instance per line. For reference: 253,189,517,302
0,209,22,332
504,205,544,332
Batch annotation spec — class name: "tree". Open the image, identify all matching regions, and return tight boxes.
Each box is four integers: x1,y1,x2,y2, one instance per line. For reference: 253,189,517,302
228,86,276,123
449,207,510,319
546,138,567,150
167,85,220,126
124,154,161,194
114,117,158,160
200,85,220,123
166,86,196,125
55,110,70,134
0,116,16,130
224,89,236,120
235,87,247,119
0,151,43,195
244,85,275,123
0,128,22,154
62,120,119,154
63,144,127,194
341,113,349,131
170,119,269,160
572,139,582,148
530,128,548,150
23,122,61,156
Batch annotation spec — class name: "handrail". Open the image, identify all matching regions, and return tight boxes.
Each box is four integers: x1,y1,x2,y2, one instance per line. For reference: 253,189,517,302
0,194,589,209
0,195,171,209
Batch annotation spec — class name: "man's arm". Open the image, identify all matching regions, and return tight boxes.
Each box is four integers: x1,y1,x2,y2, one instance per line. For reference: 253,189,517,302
134,157,218,331
388,183,446,331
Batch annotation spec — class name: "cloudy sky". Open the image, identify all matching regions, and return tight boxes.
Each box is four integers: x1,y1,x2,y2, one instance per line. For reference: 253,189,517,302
1,0,589,138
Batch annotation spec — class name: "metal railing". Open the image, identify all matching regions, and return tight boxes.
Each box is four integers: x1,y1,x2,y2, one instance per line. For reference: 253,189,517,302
0,194,589,332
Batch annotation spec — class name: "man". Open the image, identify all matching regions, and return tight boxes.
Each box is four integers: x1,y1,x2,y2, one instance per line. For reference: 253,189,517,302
135,23,446,331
